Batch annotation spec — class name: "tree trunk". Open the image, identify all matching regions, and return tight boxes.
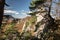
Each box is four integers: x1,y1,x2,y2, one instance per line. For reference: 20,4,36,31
0,0,5,28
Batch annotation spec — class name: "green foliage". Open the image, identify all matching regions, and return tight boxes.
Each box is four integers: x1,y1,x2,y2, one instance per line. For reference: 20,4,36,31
23,16,37,32
2,23,20,40
26,22,29,27
6,23,15,32
20,31,32,40
28,16,37,24
5,30,20,40
23,22,29,31
28,12,36,16
4,23,16,34
29,0,45,10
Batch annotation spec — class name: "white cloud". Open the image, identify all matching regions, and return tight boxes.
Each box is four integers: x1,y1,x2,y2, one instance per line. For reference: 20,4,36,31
11,10,30,19
28,11,32,13
4,10,31,19
20,10,33,13
4,10,19,14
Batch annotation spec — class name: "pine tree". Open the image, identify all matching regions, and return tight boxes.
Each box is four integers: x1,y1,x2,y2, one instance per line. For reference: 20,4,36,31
0,0,5,28
29,0,58,40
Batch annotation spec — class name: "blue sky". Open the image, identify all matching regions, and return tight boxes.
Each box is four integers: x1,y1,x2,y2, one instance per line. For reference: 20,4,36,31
5,0,60,19
5,0,31,18
50,0,60,19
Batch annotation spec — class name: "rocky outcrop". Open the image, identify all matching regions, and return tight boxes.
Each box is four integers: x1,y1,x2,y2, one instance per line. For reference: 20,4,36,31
14,16,36,34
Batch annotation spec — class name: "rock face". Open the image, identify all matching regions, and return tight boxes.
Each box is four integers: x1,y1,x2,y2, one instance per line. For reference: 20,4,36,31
33,6,47,34
36,13,43,23
14,16,36,34
33,0,60,39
